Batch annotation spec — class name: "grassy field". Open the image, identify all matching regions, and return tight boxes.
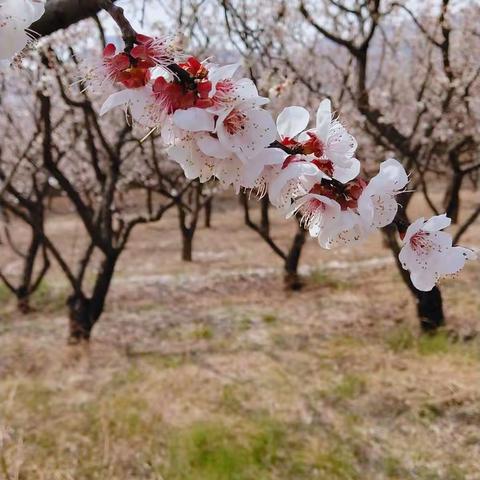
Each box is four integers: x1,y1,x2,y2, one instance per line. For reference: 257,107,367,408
0,193,479,479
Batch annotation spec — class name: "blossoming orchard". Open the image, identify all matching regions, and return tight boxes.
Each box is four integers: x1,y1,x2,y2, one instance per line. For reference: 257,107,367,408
2,1,480,475
0,0,478,342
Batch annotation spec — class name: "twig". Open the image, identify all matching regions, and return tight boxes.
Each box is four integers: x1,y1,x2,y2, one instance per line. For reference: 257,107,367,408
100,0,137,51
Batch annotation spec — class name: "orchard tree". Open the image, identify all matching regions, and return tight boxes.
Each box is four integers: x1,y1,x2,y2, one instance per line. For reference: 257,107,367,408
0,88,53,313
1,39,189,342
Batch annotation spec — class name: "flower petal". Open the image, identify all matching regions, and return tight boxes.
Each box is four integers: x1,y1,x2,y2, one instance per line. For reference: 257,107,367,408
319,211,369,249
197,134,231,158
315,99,332,143
410,269,437,292
423,214,451,233
209,63,241,85
268,161,318,206
332,158,360,183
368,158,408,193
0,28,29,60
325,121,357,166
260,148,289,166
361,193,398,228
217,107,277,160
438,246,476,276
214,157,244,193
100,89,134,116
167,139,216,181
173,107,215,132
399,244,417,271
277,106,310,139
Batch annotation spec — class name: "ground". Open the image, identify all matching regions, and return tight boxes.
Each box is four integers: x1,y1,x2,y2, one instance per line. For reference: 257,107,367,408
0,192,479,479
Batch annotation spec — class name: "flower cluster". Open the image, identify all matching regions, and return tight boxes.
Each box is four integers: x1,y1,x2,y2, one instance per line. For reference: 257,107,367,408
0,0,45,68
94,33,475,292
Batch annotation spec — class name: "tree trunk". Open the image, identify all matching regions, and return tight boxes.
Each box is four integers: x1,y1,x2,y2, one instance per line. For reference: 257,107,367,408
260,196,270,236
17,287,31,314
284,220,307,290
1,222,49,315
67,252,119,343
90,253,118,321
67,294,93,343
177,203,196,262
182,231,194,261
16,229,42,314
444,172,462,223
416,287,444,332
383,226,445,332
204,197,212,228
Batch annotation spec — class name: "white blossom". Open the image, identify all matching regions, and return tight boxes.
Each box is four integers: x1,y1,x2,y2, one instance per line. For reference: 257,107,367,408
399,214,476,291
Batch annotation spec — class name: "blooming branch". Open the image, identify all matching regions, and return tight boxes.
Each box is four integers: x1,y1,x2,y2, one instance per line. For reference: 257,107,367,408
88,3,476,292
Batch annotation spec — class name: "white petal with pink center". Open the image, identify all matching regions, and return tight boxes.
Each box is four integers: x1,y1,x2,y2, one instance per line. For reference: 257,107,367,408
206,63,262,113
286,193,341,236
358,158,408,228
216,102,277,161
210,78,261,109
316,99,357,167
399,214,476,291
207,63,241,87
299,99,358,168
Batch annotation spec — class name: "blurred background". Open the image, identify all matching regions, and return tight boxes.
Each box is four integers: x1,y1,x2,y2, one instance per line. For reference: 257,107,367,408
0,0,479,478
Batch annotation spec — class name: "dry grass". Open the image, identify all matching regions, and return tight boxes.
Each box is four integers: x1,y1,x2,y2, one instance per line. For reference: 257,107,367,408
0,191,479,479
